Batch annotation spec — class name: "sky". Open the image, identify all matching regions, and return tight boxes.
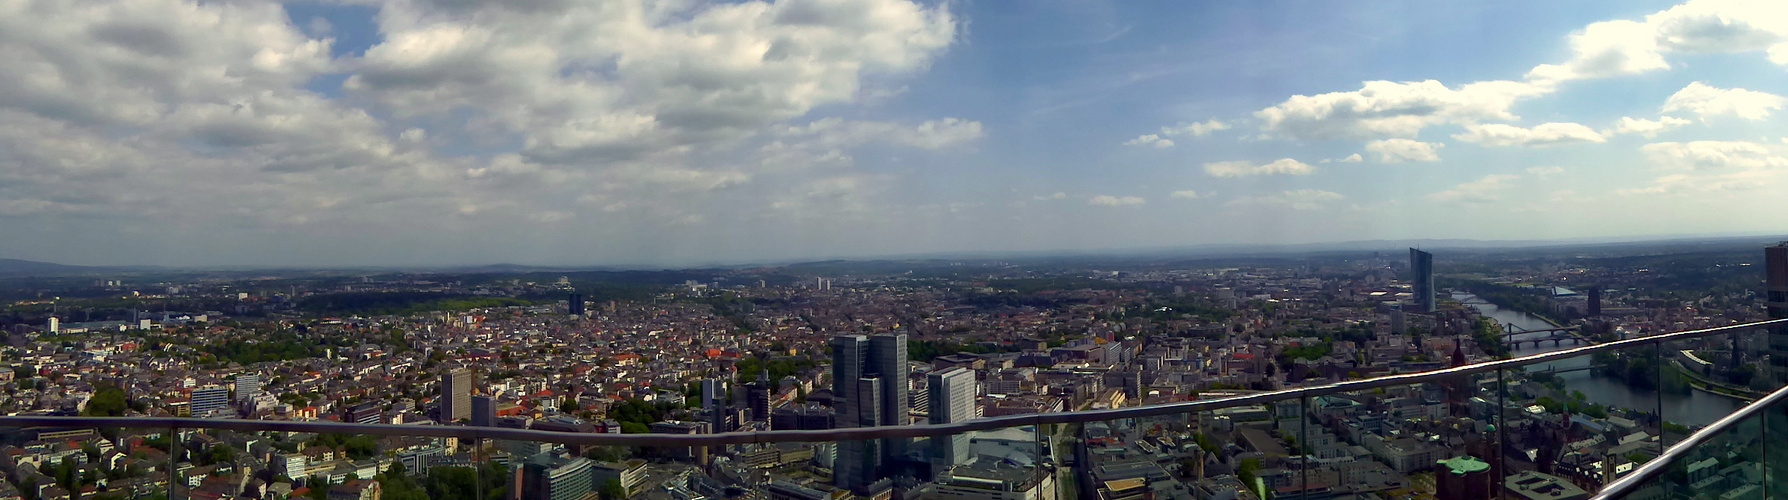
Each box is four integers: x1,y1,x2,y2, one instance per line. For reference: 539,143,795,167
2,0,1788,267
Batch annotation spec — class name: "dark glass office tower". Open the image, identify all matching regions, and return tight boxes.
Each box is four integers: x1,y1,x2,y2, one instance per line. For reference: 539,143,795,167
1410,248,1435,313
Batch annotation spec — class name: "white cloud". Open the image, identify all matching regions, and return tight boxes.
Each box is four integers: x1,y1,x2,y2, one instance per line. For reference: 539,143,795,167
1125,118,1228,148
782,117,985,150
1162,119,1231,137
1033,192,1069,201
1526,166,1565,176
1365,139,1444,162
1641,141,1788,169
1123,134,1174,148
1607,116,1692,138
1170,190,1200,199
1254,79,1551,140
1088,195,1146,207
1337,153,1363,163
1528,0,1788,83
1203,158,1316,177
1663,82,1786,121
1227,189,1345,210
1426,174,1521,204
1527,20,1669,82
348,0,958,164
1452,122,1606,147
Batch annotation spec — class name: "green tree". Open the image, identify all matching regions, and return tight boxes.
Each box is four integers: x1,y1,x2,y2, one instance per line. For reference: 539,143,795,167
599,479,626,500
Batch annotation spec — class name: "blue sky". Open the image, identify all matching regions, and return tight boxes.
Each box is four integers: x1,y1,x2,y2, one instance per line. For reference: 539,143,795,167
0,0,1784,266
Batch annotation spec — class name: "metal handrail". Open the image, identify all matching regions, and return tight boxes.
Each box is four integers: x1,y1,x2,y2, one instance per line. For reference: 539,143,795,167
0,318,1781,447
1592,375,1788,499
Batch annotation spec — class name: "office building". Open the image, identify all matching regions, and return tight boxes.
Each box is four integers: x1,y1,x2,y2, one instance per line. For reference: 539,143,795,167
519,454,595,500
1410,248,1435,313
1587,286,1602,317
471,395,496,427
770,405,834,430
928,367,976,472
235,374,260,402
346,402,382,424
1767,243,1788,384
831,333,909,491
442,368,472,423
702,378,726,433
568,292,584,317
191,386,229,416
748,383,771,422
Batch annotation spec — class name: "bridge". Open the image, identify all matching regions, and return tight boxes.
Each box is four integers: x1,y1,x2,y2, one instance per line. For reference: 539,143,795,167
1502,323,1595,348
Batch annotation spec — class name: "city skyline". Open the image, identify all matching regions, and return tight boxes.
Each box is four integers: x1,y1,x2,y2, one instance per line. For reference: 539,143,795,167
1,1,1787,267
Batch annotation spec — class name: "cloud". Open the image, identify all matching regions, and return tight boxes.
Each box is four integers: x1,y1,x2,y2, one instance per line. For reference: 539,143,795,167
1365,139,1444,162
1125,118,1229,148
1337,153,1363,163
1254,79,1551,140
348,0,958,164
1641,141,1788,169
781,117,985,150
1426,174,1521,204
1662,82,1786,121
1033,192,1069,201
1226,189,1345,210
1162,119,1231,137
1203,158,1316,177
1527,0,1788,83
1452,122,1606,147
1170,190,1200,199
1088,195,1146,207
1526,166,1565,176
1607,116,1692,138
1123,134,1174,148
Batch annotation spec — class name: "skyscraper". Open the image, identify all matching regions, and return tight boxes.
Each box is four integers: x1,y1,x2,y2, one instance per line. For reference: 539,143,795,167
235,374,260,402
568,292,585,317
442,368,472,423
831,333,910,491
927,367,976,472
1766,243,1788,384
472,395,496,427
747,383,771,422
701,378,727,433
1587,286,1602,317
1410,248,1435,313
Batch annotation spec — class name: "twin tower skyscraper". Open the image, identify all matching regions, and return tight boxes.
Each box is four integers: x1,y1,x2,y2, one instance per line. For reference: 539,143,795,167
828,333,977,493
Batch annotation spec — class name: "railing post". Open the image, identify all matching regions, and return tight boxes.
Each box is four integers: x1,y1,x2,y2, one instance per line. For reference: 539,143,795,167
168,424,179,500
1497,367,1507,500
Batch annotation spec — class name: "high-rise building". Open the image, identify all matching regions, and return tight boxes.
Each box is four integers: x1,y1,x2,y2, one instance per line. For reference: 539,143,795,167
235,374,260,402
927,367,976,472
747,383,771,422
1587,286,1602,317
701,378,726,432
1410,248,1435,313
1767,243,1788,384
830,333,910,491
191,386,229,416
472,395,496,427
519,454,595,500
442,368,472,423
568,293,585,317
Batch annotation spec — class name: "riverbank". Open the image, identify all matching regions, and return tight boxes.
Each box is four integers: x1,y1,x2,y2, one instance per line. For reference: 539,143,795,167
1669,359,1763,402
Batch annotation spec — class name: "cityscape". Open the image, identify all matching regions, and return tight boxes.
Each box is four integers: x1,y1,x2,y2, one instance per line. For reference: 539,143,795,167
4,0,1788,499
0,237,1782,499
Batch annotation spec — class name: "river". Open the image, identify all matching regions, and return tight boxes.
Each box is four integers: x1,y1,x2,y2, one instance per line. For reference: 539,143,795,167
1452,292,1743,426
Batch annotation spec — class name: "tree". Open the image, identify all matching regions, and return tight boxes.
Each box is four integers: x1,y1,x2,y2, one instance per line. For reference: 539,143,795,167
599,479,626,500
